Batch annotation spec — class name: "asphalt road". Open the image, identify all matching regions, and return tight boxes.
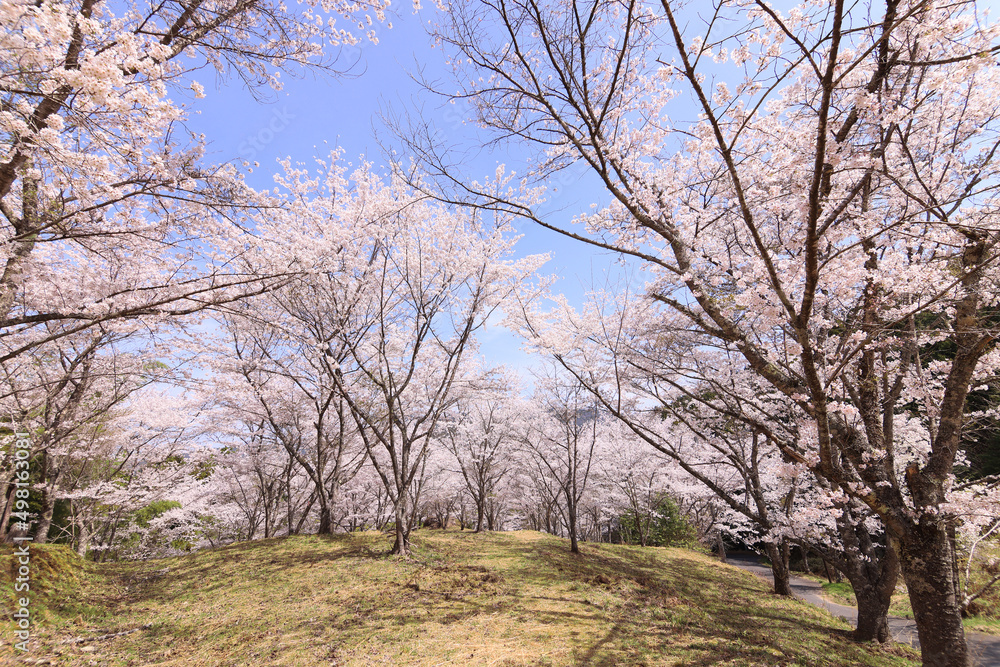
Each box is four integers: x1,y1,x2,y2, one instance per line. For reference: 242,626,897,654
725,554,1000,667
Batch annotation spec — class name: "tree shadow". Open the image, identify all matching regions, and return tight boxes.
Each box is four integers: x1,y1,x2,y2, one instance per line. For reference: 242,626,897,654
62,531,917,666
499,540,914,666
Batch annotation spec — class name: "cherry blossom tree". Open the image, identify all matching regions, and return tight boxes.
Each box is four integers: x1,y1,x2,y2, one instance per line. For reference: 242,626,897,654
520,365,599,554
207,422,316,540
40,386,212,559
593,420,703,548
414,446,466,529
441,372,523,532
199,155,545,555
330,210,542,555
339,462,394,532
0,0,394,364
0,326,190,545
411,1,1000,663
205,304,367,536
517,284,906,640
508,451,564,535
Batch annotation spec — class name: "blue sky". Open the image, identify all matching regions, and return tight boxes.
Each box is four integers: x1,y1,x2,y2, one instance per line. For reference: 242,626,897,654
181,3,630,379
180,0,1000,385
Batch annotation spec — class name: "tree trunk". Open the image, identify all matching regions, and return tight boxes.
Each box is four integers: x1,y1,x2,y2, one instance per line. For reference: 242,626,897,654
317,502,333,535
716,530,727,563
568,501,579,554
32,489,55,543
0,482,14,543
391,496,411,556
294,492,316,535
765,541,793,596
948,523,962,614
262,492,272,539
853,584,891,643
475,500,485,533
75,515,90,559
823,559,835,583
834,506,899,643
899,522,968,667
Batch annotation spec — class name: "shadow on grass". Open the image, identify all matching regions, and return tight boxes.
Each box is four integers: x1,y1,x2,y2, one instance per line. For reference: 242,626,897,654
499,540,912,666
100,533,388,610
64,531,915,667
574,623,623,666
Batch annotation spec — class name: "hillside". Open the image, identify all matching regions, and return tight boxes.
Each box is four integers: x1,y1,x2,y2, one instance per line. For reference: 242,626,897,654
2,530,919,666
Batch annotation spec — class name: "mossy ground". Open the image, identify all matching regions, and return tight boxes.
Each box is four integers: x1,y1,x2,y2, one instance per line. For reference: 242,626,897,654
1,530,920,666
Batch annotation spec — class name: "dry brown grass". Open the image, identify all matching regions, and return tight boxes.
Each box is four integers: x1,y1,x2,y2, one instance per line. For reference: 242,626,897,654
1,530,920,666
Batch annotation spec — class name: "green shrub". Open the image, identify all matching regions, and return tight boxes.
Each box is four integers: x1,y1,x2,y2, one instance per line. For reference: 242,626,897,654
618,494,697,548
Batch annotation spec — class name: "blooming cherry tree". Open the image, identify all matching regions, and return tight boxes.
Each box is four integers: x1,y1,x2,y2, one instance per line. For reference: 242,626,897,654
0,0,392,363
203,155,546,555
441,371,524,532
423,1,1000,662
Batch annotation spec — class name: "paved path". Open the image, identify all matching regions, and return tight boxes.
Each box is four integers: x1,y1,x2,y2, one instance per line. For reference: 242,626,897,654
725,554,1000,667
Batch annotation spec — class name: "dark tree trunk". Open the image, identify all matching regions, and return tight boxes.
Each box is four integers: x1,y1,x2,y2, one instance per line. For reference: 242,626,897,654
32,489,55,543
899,522,968,667
823,558,836,583
568,501,579,554
853,584,891,643
832,504,899,643
295,492,317,535
475,500,485,533
317,503,333,535
766,541,792,596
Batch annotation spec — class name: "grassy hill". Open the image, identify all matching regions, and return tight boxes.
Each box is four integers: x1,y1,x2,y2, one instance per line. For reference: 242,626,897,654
2,530,919,666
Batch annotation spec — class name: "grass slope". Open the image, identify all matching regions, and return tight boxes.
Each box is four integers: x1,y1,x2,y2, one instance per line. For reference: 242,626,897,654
2,530,919,666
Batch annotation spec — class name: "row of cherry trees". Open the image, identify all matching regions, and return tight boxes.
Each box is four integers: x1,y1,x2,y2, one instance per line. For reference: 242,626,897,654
0,338,719,562
0,0,400,553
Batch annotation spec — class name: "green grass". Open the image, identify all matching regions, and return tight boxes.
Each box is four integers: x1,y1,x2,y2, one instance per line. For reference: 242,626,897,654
0,543,106,624
815,581,857,608
2,530,920,666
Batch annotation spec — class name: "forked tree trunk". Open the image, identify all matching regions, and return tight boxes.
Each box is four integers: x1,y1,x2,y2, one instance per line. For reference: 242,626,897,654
765,541,792,596
899,522,968,667
853,585,892,643
834,507,900,643
475,500,485,533
392,523,410,555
